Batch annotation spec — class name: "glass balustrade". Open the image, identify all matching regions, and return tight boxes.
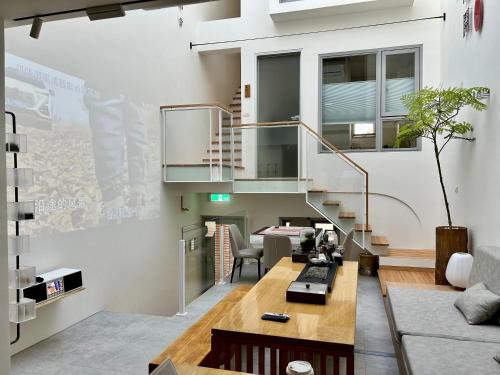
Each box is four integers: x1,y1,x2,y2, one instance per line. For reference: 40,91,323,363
182,223,214,305
161,104,233,182
302,125,367,248
232,122,303,193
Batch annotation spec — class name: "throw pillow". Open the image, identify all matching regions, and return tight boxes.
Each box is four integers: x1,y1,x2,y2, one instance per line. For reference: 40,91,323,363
454,282,500,324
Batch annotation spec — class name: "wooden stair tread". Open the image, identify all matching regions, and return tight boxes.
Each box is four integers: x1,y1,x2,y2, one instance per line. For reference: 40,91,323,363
149,285,252,371
371,236,389,246
385,249,436,259
166,163,243,169
355,224,372,232
216,131,242,135
207,149,242,153
339,211,356,219
322,200,340,206
211,141,242,144
202,158,242,162
308,189,327,193
229,103,241,107
378,269,441,296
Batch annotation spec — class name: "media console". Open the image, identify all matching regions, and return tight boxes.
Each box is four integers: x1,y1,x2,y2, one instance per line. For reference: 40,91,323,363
23,268,83,304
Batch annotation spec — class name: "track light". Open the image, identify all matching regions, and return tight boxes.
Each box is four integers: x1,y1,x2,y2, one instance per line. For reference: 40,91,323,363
29,17,43,39
86,4,125,21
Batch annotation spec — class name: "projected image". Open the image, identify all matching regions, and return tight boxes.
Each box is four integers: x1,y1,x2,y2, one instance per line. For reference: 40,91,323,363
5,53,160,236
46,279,64,298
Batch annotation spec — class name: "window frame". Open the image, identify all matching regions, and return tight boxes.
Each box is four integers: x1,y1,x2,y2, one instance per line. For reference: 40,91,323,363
318,46,422,153
381,47,421,118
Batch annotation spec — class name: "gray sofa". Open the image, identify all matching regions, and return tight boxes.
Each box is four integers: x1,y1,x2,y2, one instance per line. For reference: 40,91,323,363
385,246,500,375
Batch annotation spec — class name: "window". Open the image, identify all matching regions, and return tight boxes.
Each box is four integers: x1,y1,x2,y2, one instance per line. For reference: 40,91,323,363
320,47,420,152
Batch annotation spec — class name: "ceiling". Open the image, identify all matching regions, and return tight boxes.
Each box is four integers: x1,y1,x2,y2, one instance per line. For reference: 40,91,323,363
1,0,217,26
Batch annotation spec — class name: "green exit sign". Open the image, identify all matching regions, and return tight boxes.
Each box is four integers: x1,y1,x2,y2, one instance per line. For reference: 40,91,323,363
210,193,231,202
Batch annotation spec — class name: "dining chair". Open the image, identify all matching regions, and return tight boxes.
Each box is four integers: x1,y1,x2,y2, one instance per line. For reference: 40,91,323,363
263,235,292,273
228,224,263,283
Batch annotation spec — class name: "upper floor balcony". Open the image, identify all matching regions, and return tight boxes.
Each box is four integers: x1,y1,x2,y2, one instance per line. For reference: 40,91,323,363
270,0,415,21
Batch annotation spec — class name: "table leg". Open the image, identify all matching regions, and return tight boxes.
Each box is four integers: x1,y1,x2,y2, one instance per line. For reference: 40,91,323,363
346,352,354,375
211,335,221,369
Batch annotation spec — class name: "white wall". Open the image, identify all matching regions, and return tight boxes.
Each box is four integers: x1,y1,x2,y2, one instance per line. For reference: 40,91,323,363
5,1,240,355
197,0,443,249
0,19,11,375
198,193,319,234
440,1,500,251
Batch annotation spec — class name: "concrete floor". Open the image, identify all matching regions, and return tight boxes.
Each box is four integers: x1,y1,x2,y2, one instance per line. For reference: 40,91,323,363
11,263,397,375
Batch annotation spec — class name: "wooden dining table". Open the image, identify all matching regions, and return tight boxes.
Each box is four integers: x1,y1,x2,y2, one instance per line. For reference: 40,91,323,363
210,257,358,375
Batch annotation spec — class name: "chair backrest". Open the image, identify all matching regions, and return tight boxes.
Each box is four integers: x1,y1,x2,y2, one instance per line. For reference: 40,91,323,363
228,224,246,258
469,246,500,294
263,235,292,270
341,229,356,261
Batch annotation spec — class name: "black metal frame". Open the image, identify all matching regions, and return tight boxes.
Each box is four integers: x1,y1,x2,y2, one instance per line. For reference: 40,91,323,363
6,111,21,345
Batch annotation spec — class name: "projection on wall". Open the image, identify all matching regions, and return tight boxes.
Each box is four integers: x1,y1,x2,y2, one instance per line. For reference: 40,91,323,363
5,53,160,235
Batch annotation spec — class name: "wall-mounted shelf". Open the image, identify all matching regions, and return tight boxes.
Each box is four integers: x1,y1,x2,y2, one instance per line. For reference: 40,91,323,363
8,266,36,289
7,168,34,187
5,133,27,153
7,201,35,221
9,298,36,324
8,235,30,256
36,287,86,309
6,111,37,343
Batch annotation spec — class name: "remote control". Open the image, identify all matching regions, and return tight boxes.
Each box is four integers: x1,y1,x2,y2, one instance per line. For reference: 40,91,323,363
261,312,290,323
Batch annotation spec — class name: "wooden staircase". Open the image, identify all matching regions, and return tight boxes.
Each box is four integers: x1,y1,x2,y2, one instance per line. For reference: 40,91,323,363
307,189,430,264
204,87,243,169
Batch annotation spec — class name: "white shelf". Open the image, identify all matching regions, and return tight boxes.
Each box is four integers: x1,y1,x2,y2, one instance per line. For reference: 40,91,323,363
8,235,30,256
6,133,27,153
9,298,36,323
36,287,86,308
7,201,35,221
8,266,36,289
7,168,34,188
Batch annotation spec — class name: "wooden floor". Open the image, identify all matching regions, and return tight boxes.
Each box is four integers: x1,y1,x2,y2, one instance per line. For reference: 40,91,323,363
378,267,457,296
149,285,252,372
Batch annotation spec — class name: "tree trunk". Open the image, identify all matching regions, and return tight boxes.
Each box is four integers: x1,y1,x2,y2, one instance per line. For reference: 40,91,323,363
433,141,452,227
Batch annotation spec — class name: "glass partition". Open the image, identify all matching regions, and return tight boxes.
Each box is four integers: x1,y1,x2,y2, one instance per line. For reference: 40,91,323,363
162,105,233,182
233,123,303,193
301,126,366,248
181,223,214,305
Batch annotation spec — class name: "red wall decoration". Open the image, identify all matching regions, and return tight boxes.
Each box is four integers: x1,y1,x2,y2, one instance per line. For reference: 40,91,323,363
474,0,484,32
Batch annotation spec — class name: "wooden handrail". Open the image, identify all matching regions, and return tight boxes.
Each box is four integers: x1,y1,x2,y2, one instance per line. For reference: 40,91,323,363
235,120,369,227
160,102,233,114
158,103,369,228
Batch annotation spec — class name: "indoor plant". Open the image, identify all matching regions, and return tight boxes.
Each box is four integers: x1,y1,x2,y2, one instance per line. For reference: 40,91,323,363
397,87,489,284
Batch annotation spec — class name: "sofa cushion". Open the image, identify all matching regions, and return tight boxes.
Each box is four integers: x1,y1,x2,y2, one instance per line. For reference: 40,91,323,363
387,287,500,344
402,335,500,375
454,283,500,324
469,246,500,295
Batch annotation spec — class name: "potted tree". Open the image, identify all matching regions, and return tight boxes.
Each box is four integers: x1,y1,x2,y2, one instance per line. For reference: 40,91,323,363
397,87,489,285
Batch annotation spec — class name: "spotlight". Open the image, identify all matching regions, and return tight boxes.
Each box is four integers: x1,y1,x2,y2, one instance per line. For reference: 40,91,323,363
29,17,43,39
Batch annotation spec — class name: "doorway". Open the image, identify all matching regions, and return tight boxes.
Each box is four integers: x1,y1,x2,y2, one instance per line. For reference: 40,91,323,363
257,53,300,178
201,215,247,283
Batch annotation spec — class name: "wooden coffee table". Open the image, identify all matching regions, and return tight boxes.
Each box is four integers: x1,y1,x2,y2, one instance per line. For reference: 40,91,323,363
210,257,358,375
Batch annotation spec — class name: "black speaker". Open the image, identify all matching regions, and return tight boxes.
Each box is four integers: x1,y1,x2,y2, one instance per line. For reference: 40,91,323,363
63,271,83,292
23,283,47,303
23,268,83,304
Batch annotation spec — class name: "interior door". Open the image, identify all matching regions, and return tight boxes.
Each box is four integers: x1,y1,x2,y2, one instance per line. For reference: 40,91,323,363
257,53,300,178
